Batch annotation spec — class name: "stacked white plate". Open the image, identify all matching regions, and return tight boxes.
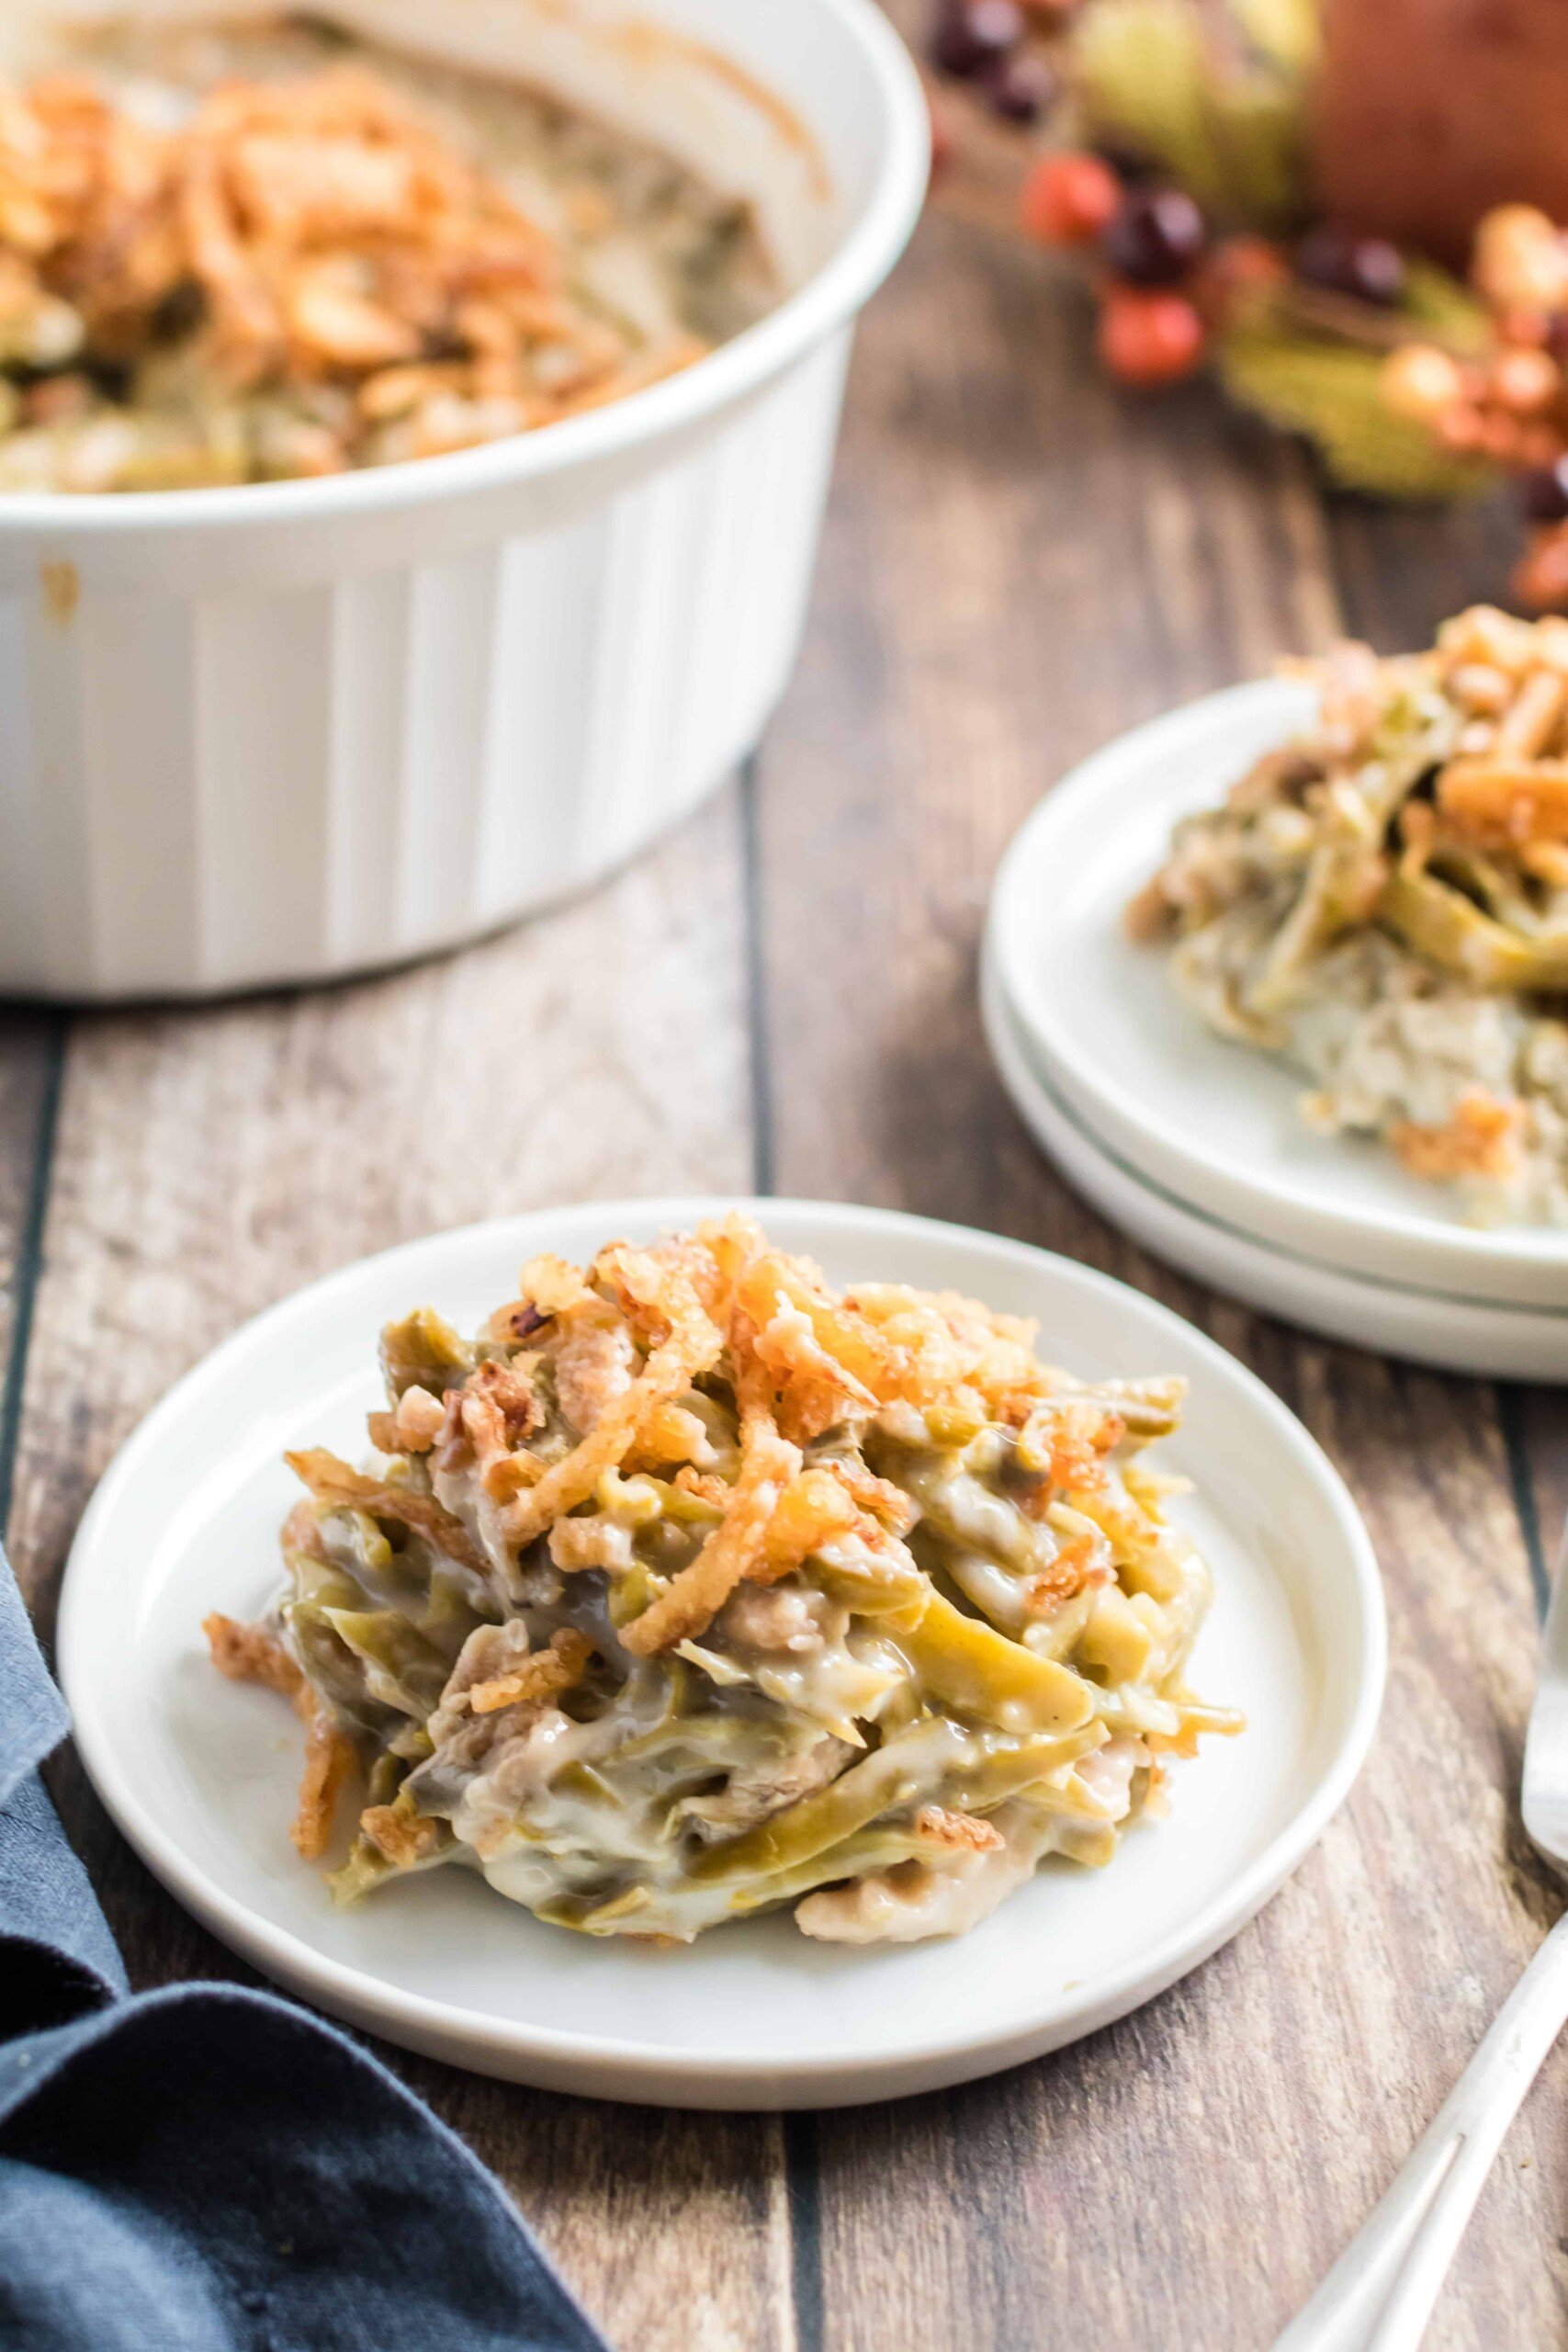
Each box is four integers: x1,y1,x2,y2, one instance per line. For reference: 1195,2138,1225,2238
985,681,1568,1378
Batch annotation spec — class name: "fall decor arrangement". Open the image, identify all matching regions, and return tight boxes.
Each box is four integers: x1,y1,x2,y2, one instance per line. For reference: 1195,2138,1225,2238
924,0,1568,609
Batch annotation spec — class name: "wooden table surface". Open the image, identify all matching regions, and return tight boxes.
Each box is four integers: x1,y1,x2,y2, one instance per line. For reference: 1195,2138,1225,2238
6,56,1568,2352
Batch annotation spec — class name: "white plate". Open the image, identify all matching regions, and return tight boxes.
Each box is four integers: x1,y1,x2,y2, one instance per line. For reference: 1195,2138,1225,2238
984,952,1568,1378
988,679,1568,1309
59,1199,1384,2109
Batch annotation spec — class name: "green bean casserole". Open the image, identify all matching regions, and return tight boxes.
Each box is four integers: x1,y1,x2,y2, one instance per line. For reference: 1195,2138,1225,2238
207,1219,1240,1945
1130,607,1568,1224
0,13,774,491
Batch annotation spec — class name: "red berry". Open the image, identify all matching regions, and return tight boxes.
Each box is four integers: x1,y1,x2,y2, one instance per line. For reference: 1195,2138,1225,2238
1020,152,1121,247
1297,223,1405,308
1099,288,1205,386
930,0,1023,76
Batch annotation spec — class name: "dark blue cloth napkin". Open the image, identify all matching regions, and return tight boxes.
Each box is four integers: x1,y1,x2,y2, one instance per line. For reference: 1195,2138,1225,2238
0,1544,610,2352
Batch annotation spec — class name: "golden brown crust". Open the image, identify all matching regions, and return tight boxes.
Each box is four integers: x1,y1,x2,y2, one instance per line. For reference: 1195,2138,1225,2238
1021,1533,1108,1614
1438,753,1568,845
291,1699,356,1860
0,62,712,457
750,1466,859,1588
825,1457,919,1536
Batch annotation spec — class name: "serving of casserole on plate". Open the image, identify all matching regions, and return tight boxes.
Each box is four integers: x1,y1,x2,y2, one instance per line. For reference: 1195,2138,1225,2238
58,1200,1382,2107
1130,607,1568,1229
203,1214,1241,1948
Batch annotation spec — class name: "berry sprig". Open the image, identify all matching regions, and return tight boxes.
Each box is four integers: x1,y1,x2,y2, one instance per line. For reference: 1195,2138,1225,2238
1020,154,1216,383
928,0,1077,128
924,0,1554,550
1382,208,1568,609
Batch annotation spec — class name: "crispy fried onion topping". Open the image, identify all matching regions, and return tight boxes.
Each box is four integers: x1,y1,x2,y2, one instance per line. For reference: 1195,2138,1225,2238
285,1445,485,1570
358,1802,445,1870
203,1611,355,1860
620,1406,802,1657
467,1627,596,1716
719,1246,1056,1441
0,67,712,458
500,1250,724,1551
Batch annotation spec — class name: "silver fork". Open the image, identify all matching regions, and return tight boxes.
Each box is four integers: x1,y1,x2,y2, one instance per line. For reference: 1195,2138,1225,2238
1272,1521,1568,2352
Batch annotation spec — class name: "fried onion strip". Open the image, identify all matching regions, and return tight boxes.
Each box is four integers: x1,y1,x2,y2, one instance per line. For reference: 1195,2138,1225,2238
468,1627,595,1715
750,1466,859,1587
284,1445,485,1570
203,1611,355,1859
500,1280,722,1551
620,1409,801,1657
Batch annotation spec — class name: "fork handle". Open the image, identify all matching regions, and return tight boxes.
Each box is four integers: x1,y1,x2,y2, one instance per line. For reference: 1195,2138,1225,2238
1273,1911,1568,2352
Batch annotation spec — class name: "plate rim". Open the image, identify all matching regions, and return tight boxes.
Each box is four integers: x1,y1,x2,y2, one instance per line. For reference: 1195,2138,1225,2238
58,1196,1387,2107
983,946,1568,1381
988,676,1568,1295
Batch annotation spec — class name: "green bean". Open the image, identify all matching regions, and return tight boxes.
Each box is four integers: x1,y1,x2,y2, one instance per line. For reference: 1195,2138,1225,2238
1380,865,1568,989
946,1724,1108,1815
685,1718,973,1884
322,1605,451,1716
378,1306,472,1398
896,1591,1095,1735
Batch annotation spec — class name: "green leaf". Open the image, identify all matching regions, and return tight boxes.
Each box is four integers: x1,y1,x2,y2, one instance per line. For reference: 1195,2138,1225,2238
1400,258,1492,356
1074,0,1225,208
1072,0,1310,227
1230,0,1319,75
1217,330,1498,499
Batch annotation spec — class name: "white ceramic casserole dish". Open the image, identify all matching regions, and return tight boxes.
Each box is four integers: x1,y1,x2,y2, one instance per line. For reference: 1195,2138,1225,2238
0,0,927,1000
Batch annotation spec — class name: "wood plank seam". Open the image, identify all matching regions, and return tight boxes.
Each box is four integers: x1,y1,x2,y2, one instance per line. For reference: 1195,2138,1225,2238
0,1014,65,1544
1496,1384,1552,1617
739,754,777,1199
783,2113,826,2352
744,749,818,2349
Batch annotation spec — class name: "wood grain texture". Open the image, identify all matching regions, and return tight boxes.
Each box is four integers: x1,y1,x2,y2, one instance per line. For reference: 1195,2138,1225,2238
755,188,1565,2351
5,39,1567,2351
5,793,799,2352
0,1011,61,1528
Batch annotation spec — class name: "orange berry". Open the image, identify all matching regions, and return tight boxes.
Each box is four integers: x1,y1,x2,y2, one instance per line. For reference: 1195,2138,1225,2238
1498,305,1552,348
1515,522,1568,612
1437,404,1485,452
1020,151,1120,247
1520,424,1563,469
1474,205,1568,316
1098,288,1205,386
1381,344,1465,425
1478,412,1525,460
1490,345,1561,413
